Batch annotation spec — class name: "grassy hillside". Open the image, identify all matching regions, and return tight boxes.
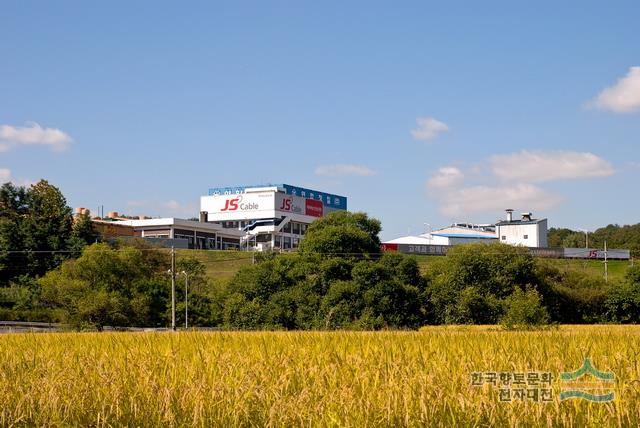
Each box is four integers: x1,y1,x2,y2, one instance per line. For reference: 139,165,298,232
175,249,254,282
415,255,629,281
175,250,632,284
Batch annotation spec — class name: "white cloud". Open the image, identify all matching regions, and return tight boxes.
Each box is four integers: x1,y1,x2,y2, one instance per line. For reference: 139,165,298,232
438,183,563,217
411,117,449,142
163,200,197,217
490,150,614,183
426,149,614,217
314,163,377,177
587,66,640,113
120,200,196,218
0,168,11,183
165,200,181,210
0,169,33,187
427,166,464,189
126,200,148,208
0,122,73,152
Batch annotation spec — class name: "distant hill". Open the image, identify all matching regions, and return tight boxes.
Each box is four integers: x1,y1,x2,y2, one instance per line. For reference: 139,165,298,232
549,223,640,256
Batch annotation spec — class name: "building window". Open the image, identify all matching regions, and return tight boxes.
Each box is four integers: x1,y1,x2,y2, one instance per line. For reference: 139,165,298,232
292,222,300,235
523,234,528,239
283,222,291,233
501,236,506,240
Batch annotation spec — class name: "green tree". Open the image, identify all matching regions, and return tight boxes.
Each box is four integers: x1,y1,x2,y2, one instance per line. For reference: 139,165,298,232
298,211,382,257
222,214,427,330
175,256,213,327
68,211,98,254
0,183,29,282
604,266,640,323
39,242,170,329
0,180,73,282
425,243,548,324
501,287,550,330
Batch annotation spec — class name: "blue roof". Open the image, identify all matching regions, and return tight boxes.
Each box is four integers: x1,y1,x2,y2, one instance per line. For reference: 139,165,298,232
431,233,497,239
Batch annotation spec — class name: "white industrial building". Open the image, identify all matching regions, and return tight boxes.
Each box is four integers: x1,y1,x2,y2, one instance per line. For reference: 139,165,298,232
495,209,548,248
425,224,498,245
383,209,548,249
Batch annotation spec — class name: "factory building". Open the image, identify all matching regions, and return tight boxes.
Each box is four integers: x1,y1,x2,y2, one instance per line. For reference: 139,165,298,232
384,224,497,247
84,184,346,252
495,209,548,248
201,184,347,251
383,209,548,249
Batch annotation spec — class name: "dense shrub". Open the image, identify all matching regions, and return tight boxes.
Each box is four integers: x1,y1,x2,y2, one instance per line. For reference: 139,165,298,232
500,287,550,330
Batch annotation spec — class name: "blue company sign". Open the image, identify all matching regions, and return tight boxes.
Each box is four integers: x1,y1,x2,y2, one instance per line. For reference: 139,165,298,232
208,183,347,210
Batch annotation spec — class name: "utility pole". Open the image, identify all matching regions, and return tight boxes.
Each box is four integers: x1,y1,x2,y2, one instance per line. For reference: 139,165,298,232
604,241,609,284
181,271,189,329
171,246,176,331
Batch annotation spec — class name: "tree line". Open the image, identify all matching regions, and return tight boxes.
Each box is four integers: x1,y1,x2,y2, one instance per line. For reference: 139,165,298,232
549,224,640,256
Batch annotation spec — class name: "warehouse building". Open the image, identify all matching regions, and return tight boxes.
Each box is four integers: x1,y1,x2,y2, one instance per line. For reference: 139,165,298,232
383,209,548,249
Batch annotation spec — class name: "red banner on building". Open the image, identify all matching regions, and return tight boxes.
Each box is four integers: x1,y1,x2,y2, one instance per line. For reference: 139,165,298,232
305,198,324,217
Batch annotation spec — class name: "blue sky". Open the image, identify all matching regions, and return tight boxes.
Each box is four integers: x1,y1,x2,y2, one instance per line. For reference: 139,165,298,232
1,1,639,240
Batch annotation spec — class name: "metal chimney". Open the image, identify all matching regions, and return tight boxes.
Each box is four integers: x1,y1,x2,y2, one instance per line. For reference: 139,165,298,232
505,209,514,222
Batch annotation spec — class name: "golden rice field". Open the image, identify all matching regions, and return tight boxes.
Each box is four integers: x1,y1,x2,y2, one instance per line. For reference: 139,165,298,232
1,326,640,427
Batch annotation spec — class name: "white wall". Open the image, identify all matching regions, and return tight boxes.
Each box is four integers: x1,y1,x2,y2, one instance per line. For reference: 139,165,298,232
201,192,276,221
497,219,547,247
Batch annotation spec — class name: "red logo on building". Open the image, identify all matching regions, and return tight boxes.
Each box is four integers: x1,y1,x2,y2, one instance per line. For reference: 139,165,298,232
305,198,323,217
279,197,292,211
221,197,240,211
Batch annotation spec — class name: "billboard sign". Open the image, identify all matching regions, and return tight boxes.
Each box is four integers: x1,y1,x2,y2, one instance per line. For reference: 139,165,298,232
275,193,305,215
201,192,276,221
304,198,323,217
204,186,345,222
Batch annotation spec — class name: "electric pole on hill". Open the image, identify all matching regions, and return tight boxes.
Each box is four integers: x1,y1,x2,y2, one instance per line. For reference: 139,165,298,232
171,246,176,331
